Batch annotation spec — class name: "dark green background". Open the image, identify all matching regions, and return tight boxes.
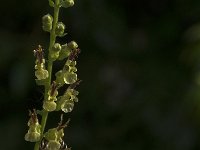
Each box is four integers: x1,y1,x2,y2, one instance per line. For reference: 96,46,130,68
1,0,200,149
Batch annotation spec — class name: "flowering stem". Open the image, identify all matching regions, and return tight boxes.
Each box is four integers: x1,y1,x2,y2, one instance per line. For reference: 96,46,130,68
34,0,60,150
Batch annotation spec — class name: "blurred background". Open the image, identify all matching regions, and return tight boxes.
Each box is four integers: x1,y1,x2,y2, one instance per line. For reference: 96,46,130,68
1,0,200,149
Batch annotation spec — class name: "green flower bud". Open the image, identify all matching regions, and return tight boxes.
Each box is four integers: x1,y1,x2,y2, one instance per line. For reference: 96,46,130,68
73,96,78,102
57,129,65,140
61,100,74,113
29,123,41,133
68,41,78,50
65,60,76,67
71,95,78,102
63,65,77,73
35,69,49,80
64,72,77,84
44,128,64,141
43,23,53,32
47,140,61,150
58,44,71,60
57,88,79,113
35,59,45,70
44,128,57,141
66,89,79,102
49,97,57,102
50,43,62,61
49,0,55,7
56,76,79,112
55,70,65,85
25,110,41,142
61,93,70,101
42,14,53,32
64,60,77,72
52,43,62,52
55,22,65,36
25,131,41,142
70,66,77,72
27,118,38,127
50,52,60,61
42,14,53,23
72,89,79,96
61,0,74,8
43,101,57,112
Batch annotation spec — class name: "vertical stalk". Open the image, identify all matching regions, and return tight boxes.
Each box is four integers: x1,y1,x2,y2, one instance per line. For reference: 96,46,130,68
34,0,60,150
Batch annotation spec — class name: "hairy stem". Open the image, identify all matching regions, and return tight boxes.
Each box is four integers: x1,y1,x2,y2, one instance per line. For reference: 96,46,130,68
34,0,60,150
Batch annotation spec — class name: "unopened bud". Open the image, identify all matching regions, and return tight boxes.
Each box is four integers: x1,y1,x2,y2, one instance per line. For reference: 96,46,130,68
43,101,57,112
68,41,78,50
55,22,65,36
64,72,77,84
35,69,49,80
61,0,74,8
42,14,53,32
52,43,62,52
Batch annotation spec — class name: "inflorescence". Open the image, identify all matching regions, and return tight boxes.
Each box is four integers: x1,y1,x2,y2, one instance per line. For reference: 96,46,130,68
25,0,80,150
